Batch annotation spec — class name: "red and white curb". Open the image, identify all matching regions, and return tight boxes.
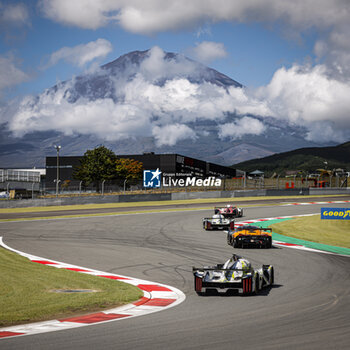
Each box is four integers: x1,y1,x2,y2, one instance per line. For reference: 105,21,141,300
282,200,350,206
235,213,341,255
0,237,186,340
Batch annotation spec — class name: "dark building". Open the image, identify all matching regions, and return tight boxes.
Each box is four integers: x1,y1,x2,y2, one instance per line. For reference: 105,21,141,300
45,153,239,189
45,156,82,189
117,153,238,178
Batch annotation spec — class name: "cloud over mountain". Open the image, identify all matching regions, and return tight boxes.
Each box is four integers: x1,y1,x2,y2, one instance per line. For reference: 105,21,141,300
35,1,350,146
7,47,270,145
6,46,349,147
1,46,348,168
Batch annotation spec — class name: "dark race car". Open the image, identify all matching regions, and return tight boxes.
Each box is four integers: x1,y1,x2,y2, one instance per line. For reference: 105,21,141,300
193,254,274,295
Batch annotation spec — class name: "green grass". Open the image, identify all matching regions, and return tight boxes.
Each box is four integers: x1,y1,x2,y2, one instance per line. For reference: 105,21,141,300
270,215,350,248
0,248,143,327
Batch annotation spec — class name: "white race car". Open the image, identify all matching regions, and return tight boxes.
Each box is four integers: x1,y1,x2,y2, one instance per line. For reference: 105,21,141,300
193,254,274,295
203,214,235,230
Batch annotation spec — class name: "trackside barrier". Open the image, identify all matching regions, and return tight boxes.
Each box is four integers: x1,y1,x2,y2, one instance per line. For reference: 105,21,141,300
0,188,349,209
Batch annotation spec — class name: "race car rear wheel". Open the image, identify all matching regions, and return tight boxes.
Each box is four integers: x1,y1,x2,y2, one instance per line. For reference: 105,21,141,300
204,221,211,230
253,275,258,295
194,276,203,294
267,237,272,248
270,267,274,285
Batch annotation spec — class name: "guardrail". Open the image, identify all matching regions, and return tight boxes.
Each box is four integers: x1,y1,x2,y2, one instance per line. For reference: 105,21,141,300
0,187,349,209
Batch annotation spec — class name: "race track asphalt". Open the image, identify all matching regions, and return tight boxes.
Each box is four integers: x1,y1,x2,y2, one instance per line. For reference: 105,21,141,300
1,198,349,349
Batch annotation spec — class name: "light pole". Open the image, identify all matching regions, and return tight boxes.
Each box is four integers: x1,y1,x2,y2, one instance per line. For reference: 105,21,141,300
124,179,128,192
54,145,61,197
101,179,106,195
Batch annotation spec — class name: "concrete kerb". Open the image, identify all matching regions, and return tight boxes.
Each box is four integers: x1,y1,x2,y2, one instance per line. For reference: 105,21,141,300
0,237,186,339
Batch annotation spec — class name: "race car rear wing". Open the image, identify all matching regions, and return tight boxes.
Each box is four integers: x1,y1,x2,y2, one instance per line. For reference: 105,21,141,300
234,226,272,233
192,266,254,273
202,217,234,221
214,206,237,212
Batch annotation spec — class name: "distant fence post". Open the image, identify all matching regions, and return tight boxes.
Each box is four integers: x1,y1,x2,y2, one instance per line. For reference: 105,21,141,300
101,180,106,195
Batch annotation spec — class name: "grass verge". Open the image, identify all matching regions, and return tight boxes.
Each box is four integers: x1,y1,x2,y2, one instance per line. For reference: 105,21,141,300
0,248,143,327
270,215,350,248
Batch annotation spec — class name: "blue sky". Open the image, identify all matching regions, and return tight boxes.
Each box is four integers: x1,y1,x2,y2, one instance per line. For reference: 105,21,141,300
1,0,349,146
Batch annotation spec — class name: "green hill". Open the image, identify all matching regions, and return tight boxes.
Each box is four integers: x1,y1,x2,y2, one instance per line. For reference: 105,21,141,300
232,141,350,176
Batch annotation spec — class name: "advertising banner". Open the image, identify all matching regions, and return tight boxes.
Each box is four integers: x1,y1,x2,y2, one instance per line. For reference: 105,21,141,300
321,208,350,220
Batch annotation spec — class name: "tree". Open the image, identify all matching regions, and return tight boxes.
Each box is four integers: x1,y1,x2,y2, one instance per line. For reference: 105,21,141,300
73,146,117,192
115,158,143,181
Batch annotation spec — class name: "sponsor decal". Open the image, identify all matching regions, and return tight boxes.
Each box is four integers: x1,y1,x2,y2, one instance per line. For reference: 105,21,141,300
143,169,162,188
321,208,350,220
143,169,222,188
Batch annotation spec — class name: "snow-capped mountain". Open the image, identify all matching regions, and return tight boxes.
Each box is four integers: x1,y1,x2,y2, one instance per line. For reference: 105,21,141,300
0,48,331,168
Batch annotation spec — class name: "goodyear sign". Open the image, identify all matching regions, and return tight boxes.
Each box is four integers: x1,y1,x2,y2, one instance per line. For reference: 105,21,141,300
321,208,350,220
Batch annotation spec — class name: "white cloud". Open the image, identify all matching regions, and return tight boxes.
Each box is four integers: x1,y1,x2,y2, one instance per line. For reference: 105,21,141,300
256,64,350,142
314,23,350,80
152,124,197,146
38,1,349,35
45,39,112,68
0,2,30,26
9,92,152,140
188,41,227,64
38,0,115,30
0,54,30,92
218,117,266,140
138,46,199,82
305,122,346,144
